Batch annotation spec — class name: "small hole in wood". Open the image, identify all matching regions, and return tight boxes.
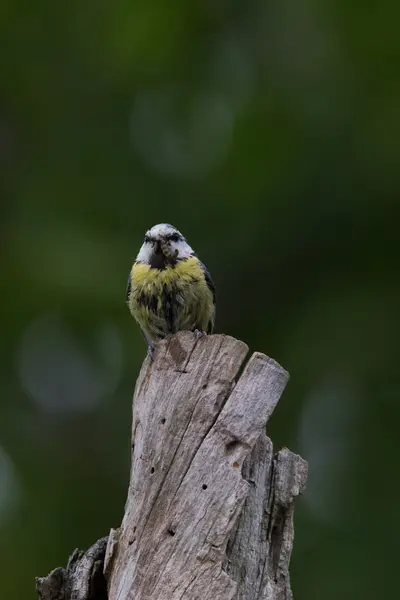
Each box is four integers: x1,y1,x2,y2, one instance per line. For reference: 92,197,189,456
167,529,176,536
202,484,208,490
150,467,155,474
233,461,239,469
202,383,208,390
161,418,166,424
226,440,241,454
128,538,135,545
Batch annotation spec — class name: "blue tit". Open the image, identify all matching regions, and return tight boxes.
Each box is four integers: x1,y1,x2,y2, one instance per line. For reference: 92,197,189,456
126,223,216,359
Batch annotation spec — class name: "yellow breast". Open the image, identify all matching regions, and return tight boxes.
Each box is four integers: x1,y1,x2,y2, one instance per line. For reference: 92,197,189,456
129,257,215,340
131,256,204,289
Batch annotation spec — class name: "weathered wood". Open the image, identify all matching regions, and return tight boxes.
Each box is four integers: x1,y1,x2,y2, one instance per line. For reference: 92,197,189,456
36,332,307,600
226,439,308,599
104,332,304,600
36,536,108,600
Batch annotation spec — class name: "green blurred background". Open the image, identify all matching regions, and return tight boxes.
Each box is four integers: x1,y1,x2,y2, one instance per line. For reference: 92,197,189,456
1,1,399,598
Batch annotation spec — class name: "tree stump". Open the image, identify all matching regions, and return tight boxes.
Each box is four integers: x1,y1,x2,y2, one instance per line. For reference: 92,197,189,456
36,332,307,600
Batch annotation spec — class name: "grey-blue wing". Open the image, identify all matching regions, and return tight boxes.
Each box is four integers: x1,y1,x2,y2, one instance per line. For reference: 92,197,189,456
126,272,132,303
199,261,216,333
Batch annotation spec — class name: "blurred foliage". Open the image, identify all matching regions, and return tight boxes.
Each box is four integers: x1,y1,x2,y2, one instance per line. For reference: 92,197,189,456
0,1,399,599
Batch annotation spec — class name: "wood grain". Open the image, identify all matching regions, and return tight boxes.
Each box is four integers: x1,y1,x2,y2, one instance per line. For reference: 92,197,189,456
36,332,307,600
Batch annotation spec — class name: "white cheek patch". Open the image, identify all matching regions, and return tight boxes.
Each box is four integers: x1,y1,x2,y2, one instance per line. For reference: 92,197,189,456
136,242,153,263
173,240,194,259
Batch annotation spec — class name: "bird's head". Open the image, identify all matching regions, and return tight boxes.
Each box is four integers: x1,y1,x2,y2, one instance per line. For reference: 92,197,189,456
136,223,194,268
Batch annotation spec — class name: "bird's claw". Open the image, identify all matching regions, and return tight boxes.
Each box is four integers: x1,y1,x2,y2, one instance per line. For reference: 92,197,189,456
147,342,155,361
193,329,206,340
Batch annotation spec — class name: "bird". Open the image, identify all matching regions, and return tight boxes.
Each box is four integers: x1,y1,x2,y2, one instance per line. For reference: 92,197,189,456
126,223,216,359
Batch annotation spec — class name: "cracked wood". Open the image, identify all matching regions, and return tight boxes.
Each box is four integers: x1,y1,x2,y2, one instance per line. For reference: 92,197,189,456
105,332,305,600
36,332,307,600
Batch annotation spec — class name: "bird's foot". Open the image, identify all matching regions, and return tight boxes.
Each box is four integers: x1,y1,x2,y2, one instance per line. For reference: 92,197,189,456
147,342,155,361
193,329,206,340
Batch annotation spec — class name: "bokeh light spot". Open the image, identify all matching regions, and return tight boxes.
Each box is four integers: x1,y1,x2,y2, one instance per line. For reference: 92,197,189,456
0,445,20,526
130,83,233,179
17,313,122,414
299,379,360,524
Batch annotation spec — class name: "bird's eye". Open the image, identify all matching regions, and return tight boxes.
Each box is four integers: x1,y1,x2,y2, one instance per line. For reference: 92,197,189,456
144,235,151,243
169,233,180,243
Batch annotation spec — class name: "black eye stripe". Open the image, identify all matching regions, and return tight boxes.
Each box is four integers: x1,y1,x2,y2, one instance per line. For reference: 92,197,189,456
167,233,181,242
143,232,182,243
